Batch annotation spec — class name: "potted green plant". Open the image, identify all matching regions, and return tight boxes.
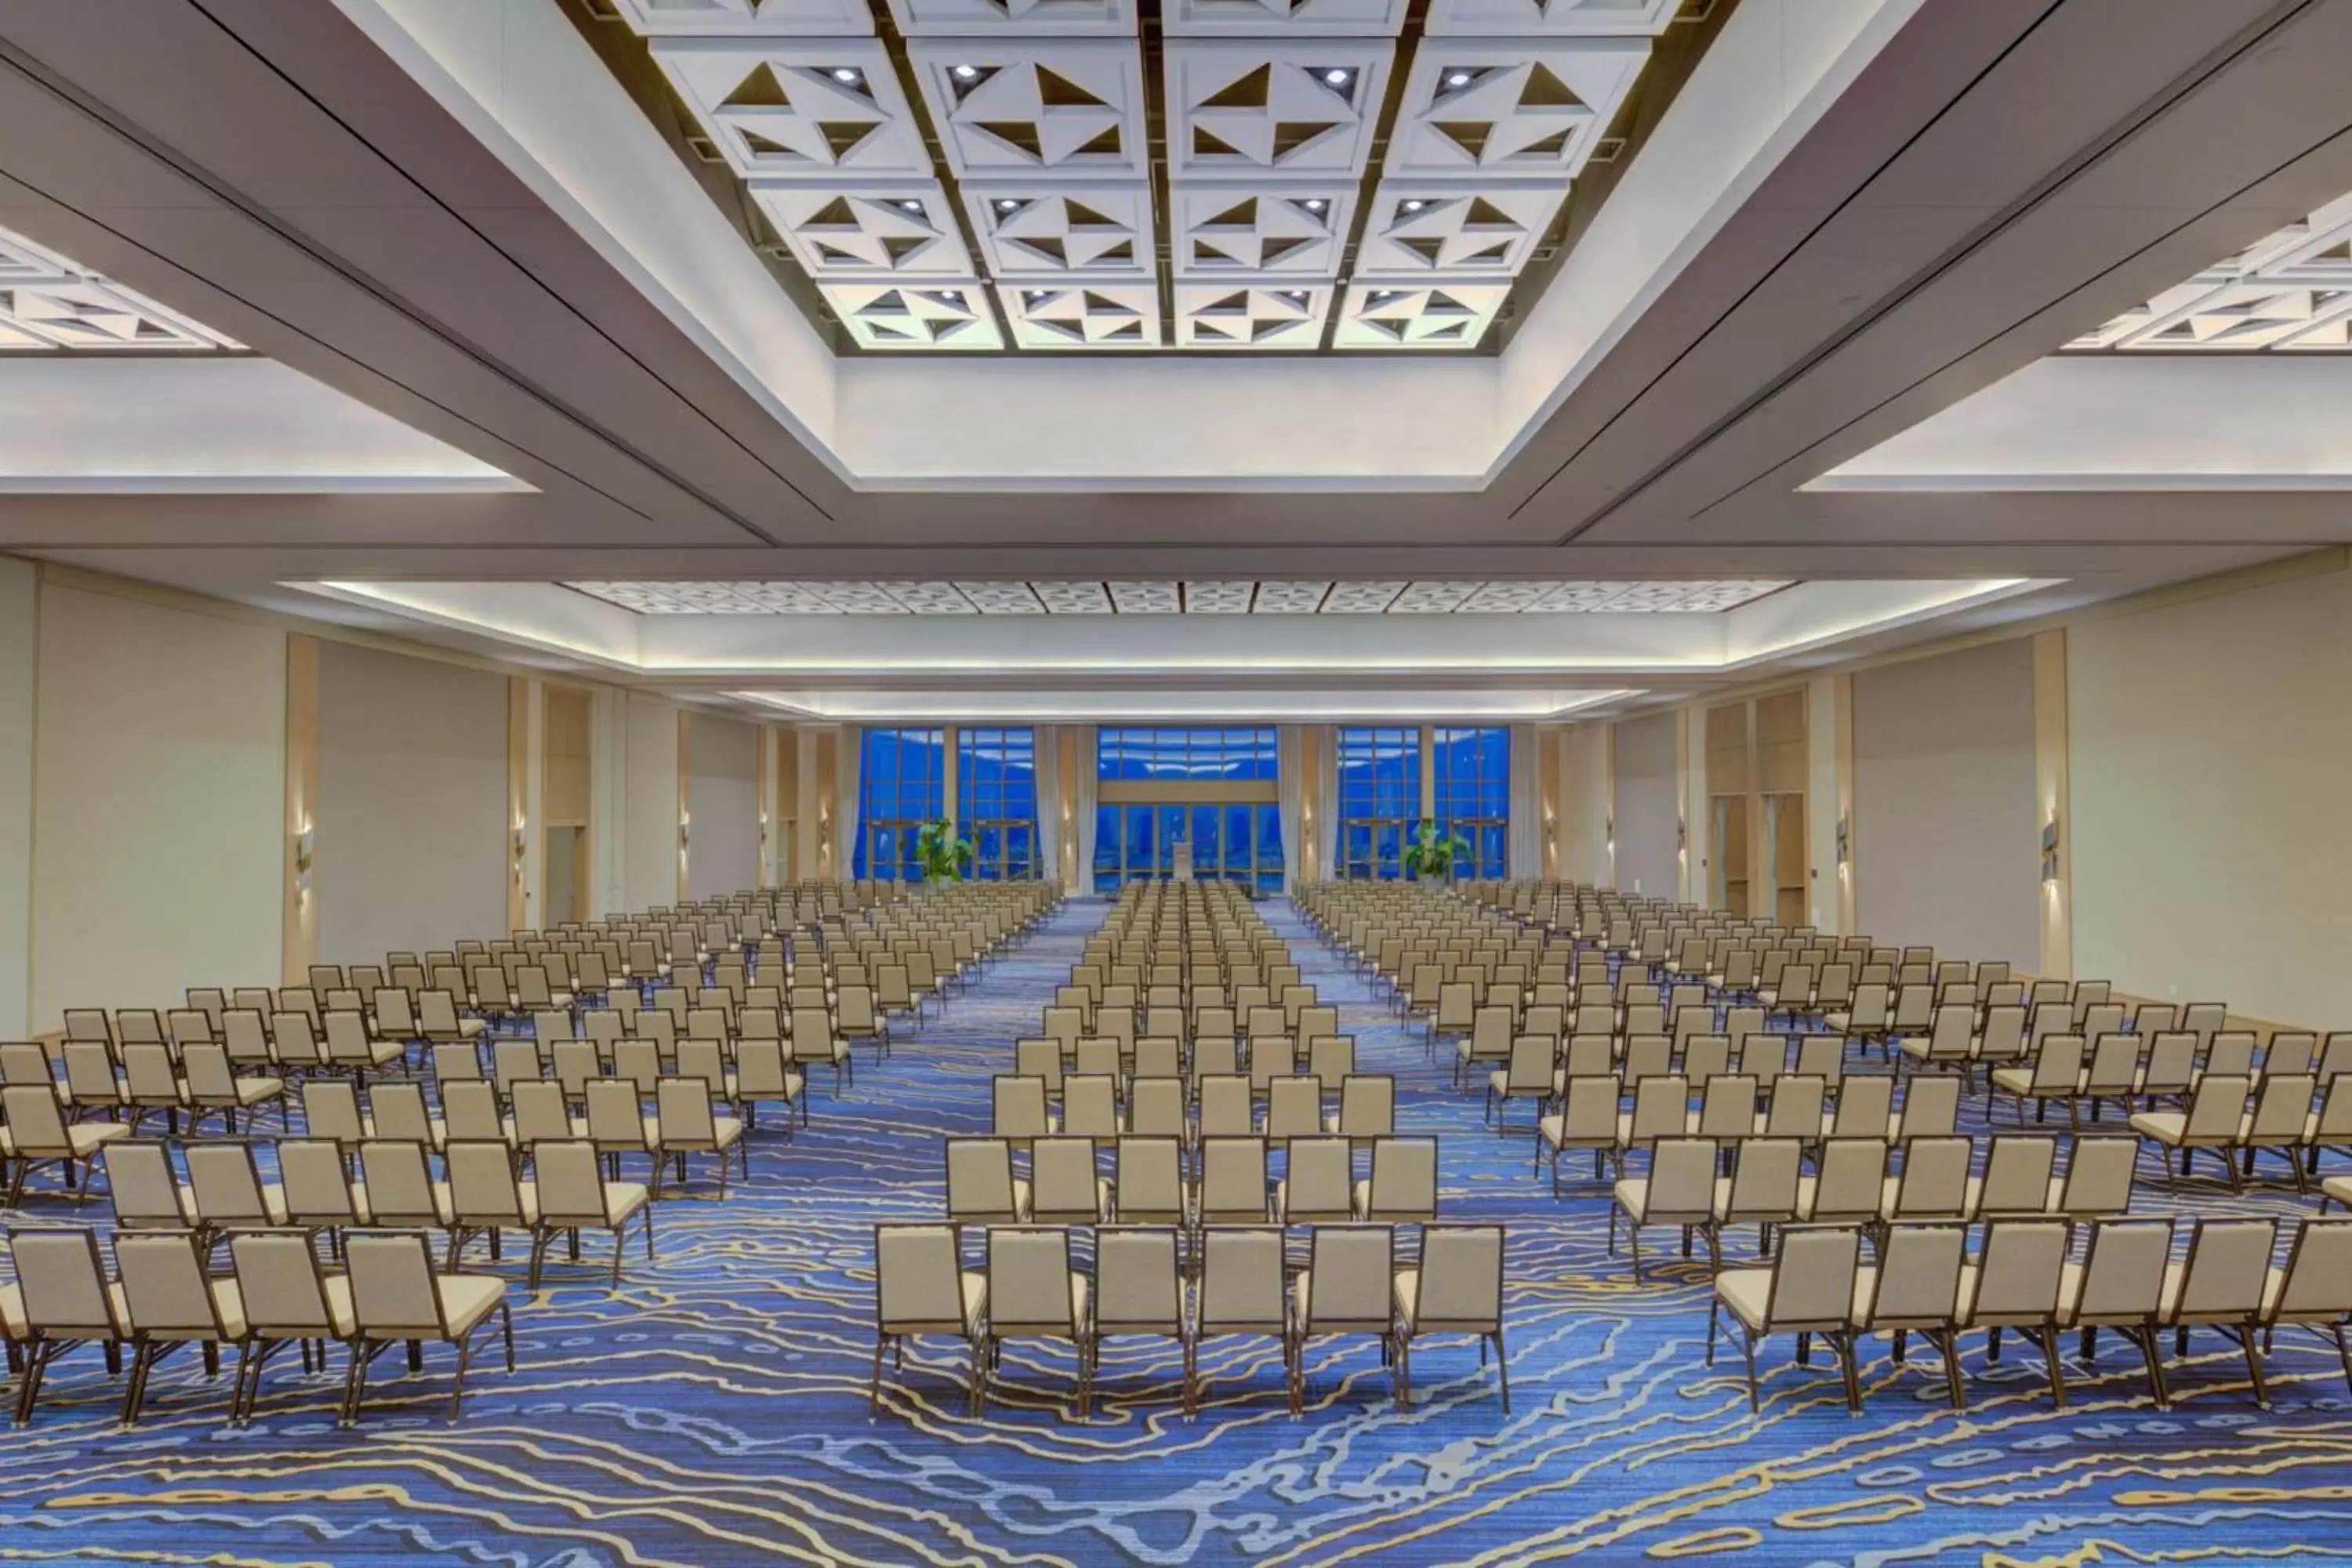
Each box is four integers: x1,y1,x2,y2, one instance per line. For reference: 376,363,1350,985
1399,818,1468,881
913,817,975,882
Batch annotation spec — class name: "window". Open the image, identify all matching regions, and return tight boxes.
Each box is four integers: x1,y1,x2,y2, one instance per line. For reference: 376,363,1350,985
854,727,945,881
956,727,1036,880
1433,726,1509,880
1337,727,1421,880
1096,727,1276,781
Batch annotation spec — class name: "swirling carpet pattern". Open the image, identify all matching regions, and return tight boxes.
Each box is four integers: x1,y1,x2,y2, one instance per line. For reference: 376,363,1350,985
3,898,2350,1566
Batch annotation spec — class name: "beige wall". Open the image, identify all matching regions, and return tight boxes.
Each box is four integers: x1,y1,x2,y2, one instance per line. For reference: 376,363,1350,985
2071,564,2352,1025
624,694,681,909
1853,638,2039,970
1559,724,1613,884
314,641,509,963
31,583,285,1029
1613,711,1679,898
687,712,759,901
0,558,32,1035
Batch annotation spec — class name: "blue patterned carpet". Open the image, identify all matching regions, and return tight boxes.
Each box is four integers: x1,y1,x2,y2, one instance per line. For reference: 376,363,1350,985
5,898,2352,1566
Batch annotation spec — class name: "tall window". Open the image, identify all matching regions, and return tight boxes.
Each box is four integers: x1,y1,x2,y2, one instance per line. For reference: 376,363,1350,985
1337,726,1420,880
1096,727,1277,781
956,727,1036,880
1433,726,1509,880
855,727,944,881
1091,728,1281,892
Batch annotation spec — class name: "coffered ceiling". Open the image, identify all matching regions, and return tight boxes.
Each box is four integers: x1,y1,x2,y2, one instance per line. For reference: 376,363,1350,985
0,223,241,354
2070,190,2352,354
569,576,1787,613
597,0,1689,352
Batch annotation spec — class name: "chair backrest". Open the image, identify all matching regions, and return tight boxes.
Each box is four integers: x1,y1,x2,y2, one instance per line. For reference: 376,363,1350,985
1094,1226,1181,1330
991,1074,1050,1138
9,1228,115,1332
1284,1136,1353,1218
986,1226,1077,1334
1335,1074,1394,1138
227,1229,337,1334
103,1142,183,1227
2273,1219,2352,1322
107,1227,220,1336
1864,1222,1964,1327
2185,1074,2253,1137
945,1137,1020,1220
448,1139,528,1221
1830,1074,1893,1137
1763,1226,1860,1330
1199,1073,1254,1137
1029,1137,1103,1220
2174,1218,2275,1319
442,1079,504,1144
2054,1134,2136,1216
1896,1073,1959,1140
1302,1225,1394,1330
1198,1135,1270,1218
345,1231,450,1336
1113,1135,1184,1216
1643,1138,1719,1220
1976,1135,2058,1217
1196,1228,1286,1331
1810,1137,1888,1221
1265,1075,1321,1139
1890,1136,1971,1218
358,1140,441,1223
185,1143,273,1221
1414,1224,1503,1330
1968,1220,2068,1323
1365,1135,1438,1219
2074,1218,2172,1323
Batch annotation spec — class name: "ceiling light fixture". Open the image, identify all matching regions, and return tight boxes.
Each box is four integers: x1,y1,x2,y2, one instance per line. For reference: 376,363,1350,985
830,67,862,85
1305,198,1327,212
1446,71,1472,87
1402,199,1427,212
1322,68,1352,87
953,64,979,80
898,199,924,213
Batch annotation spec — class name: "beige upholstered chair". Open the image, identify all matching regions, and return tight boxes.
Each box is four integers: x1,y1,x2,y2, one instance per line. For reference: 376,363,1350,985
870,1222,985,1416
1958,1219,2071,1407
2056,1217,2174,1406
1612,1137,1717,1281
6,1226,123,1422
1393,1223,1508,1412
111,1229,241,1425
343,1230,514,1425
1708,1224,1866,1412
978,1226,1091,1417
1850,1221,1967,1408
531,1140,653,1290
1192,1227,1292,1417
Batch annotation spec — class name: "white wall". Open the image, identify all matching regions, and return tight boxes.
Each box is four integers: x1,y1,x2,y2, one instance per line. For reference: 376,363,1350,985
1805,675,1840,932
624,693,681,909
687,712,758,900
1558,724,1612,884
31,583,284,1029
2071,564,2352,1025
315,641,508,961
1853,639,2039,969
0,558,33,1036
1613,711,1679,898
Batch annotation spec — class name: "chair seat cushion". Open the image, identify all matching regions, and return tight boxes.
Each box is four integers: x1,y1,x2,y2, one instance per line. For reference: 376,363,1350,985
2127,1112,2187,1142
1714,1266,1773,1330
434,1274,507,1338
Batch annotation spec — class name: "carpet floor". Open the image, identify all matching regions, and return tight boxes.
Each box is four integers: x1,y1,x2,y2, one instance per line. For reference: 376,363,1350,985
2,897,2350,1566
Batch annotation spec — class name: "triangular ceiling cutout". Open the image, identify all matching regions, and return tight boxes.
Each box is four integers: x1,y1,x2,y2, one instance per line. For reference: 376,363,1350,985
1097,240,1134,263
1207,198,1258,229
1201,65,1272,110
1064,201,1119,230
1519,128,1572,157
817,121,876,160
1251,318,1293,342
1075,125,1123,157
1203,292,1250,314
880,236,930,263
1426,291,1472,314
1192,239,1246,267
1424,321,1468,339
924,319,965,342
723,64,791,109
1272,122,1337,158
977,120,1045,158
1193,125,1242,157
1465,198,1517,229
804,196,858,228
815,242,861,263
1519,64,1584,109
1399,238,1445,265
1196,321,1236,339
1258,235,1312,264
740,129,798,158
1018,236,1070,263
1359,316,1406,340
1103,320,1144,339
869,321,914,340
1083,291,1138,314
1036,67,1106,108
1433,121,1491,158
916,291,971,310
864,289,910,315
1463,241,1512,264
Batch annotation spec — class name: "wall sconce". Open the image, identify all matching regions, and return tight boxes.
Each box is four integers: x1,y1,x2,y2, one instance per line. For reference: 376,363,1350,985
512,821,528,886
293,822,314,895
2041,815,2061,884
679,814,692,854
1675,818,1687,855
1836,815,1850,868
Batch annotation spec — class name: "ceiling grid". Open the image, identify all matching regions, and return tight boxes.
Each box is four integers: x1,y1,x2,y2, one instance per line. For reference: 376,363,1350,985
568,576,1788,612
604,0,1685,350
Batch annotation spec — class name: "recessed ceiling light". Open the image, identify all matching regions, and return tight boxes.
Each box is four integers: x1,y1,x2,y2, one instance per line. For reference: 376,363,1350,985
1286,289,1309,302
1025,289,1048,304
831,67,861,84
997,198,1020,212
1402,199,1427,212
1446,71,1473,88
1305,198,1327,212
953,64,979,80
1323,68,1352,87
898,199,924,213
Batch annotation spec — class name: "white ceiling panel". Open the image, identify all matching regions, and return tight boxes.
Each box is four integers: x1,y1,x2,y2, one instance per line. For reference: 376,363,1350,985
753,183,974,278
1385,39,1647,180
1332,280,1508,349
1162,0,1410,34
565,579,1795,615
1107,579,1183,612
1422,0,1682,36
962,184,1156,281
0,225,241,353
998,281,1161,348
1181,581,1259,612
884,0,1136,35
1252,581,1337,612
652,40,931,183
1171,185,1352,278
611,0,876,34
2073,191,2352,353
907,42,1150,181
1174,281,1331,348
818,281,1004,349
1352,182,1566,279
1165,43,1392,183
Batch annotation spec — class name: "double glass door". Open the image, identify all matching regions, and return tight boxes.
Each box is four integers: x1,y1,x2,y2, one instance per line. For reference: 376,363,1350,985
1095,803,1283,893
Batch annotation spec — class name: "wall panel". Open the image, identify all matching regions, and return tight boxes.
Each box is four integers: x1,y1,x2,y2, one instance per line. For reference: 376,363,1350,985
1613,711,1679,898
0,559,33,1036
625,694,681,911
315,642,507,962
1853,639,2038,968
688,712,759,900
31,585,284,1029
